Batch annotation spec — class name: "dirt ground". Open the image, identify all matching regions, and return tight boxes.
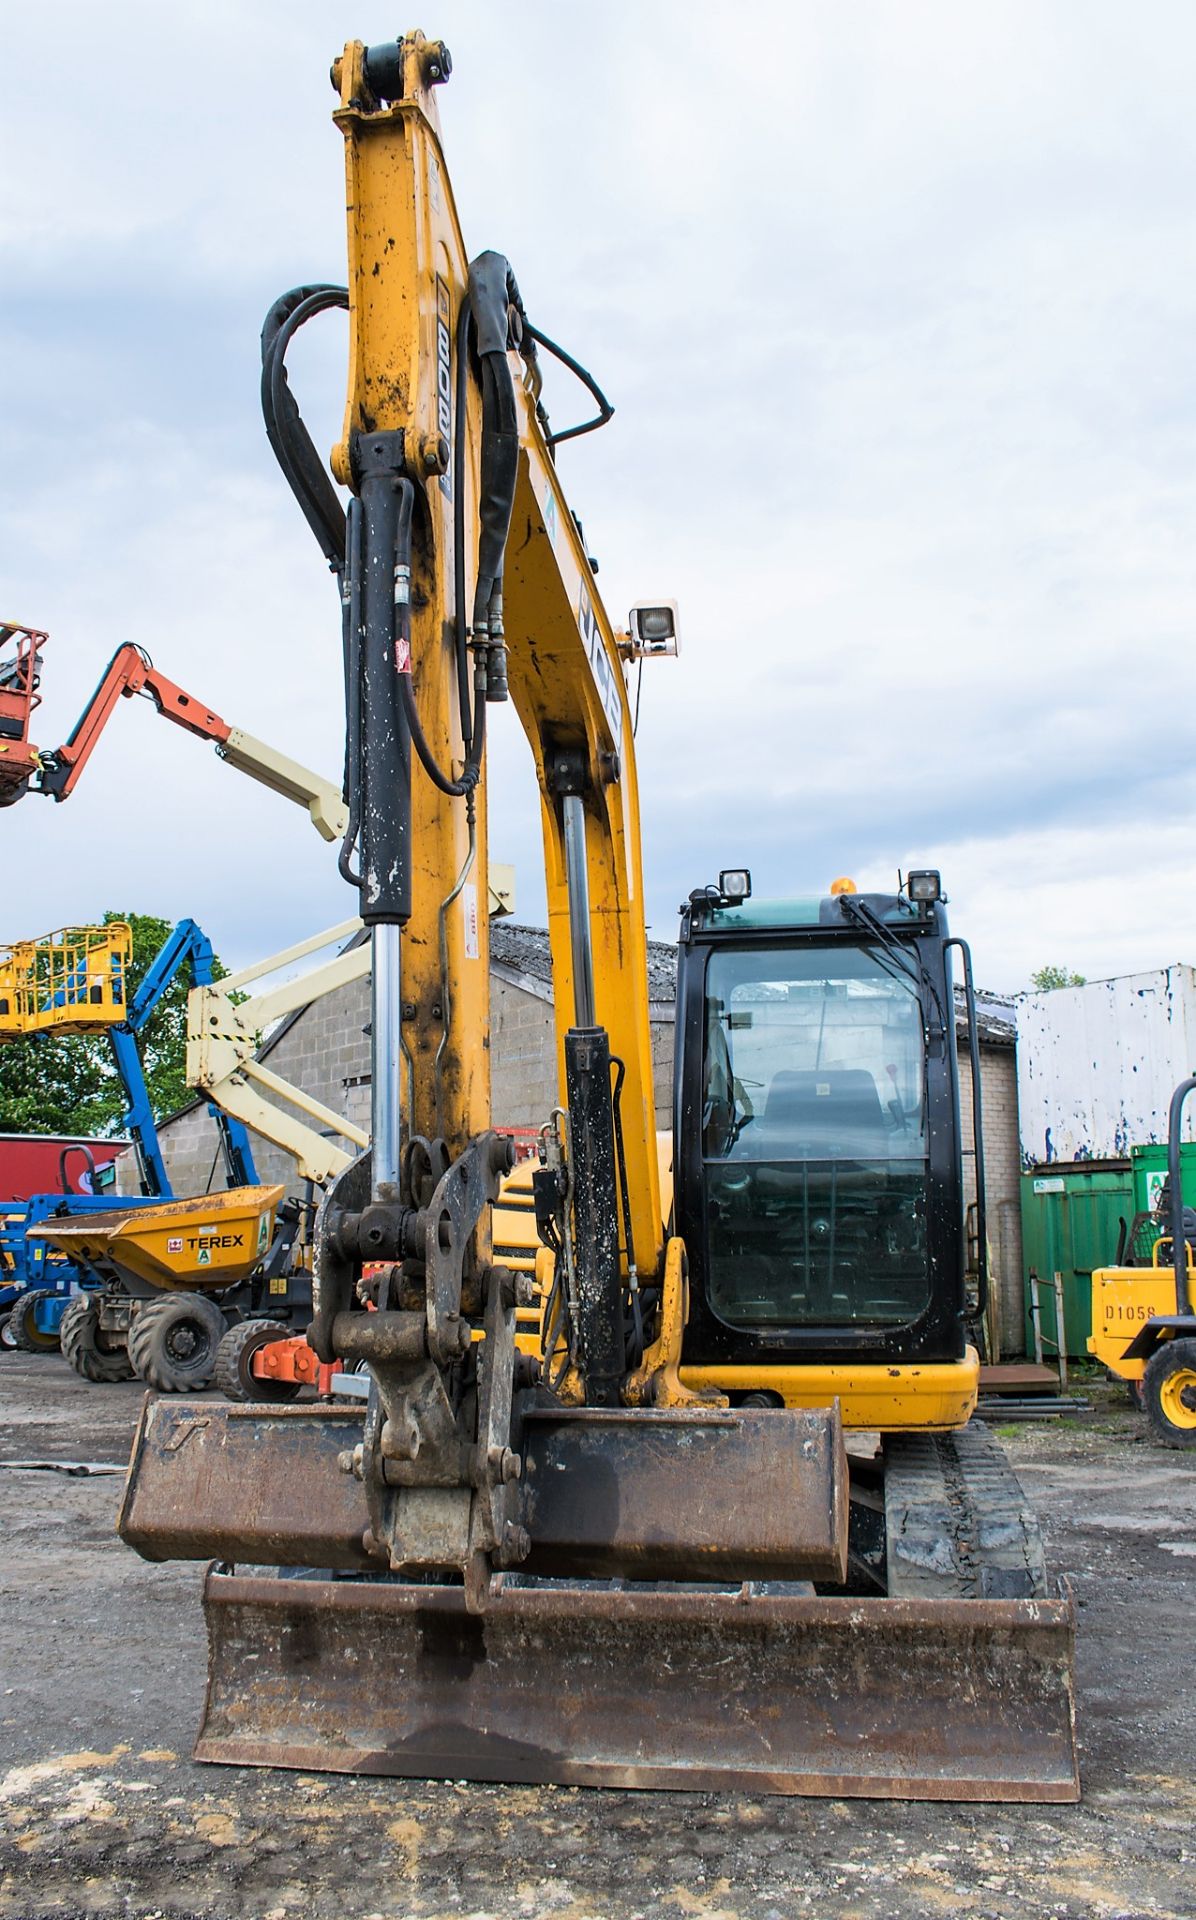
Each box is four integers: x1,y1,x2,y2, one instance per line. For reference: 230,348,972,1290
2,1355,1194,1920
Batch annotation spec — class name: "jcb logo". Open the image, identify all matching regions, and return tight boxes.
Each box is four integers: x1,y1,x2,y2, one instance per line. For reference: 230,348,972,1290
436,276,453,501
578,583,623,750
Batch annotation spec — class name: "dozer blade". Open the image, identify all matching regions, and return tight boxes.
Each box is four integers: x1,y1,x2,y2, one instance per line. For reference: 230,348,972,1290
197,1569,1077,1801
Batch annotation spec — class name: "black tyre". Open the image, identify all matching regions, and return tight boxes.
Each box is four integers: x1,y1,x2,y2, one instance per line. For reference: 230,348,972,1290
59,1295,135,1384
127,1291,227,1392
1142,1337,1196,1449
0,1310,15,1350
9,1289,61,1353
213,1318,302,1403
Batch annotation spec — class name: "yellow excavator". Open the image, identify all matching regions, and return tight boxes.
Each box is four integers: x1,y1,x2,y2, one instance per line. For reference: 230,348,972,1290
117,31,1077,1799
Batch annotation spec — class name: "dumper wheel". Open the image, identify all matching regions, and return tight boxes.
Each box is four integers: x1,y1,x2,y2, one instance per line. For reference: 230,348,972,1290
59,1296,135,1384
9,1289,60,1353
0,1310,15,1350
214,1318,302,1403
1143,1337,1196,1449
128,1292,227,1392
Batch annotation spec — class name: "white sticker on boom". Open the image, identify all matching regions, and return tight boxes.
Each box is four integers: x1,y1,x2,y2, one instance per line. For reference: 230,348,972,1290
463,882,479,960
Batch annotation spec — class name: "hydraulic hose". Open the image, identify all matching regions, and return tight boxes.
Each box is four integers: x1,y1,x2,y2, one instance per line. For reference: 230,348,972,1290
260,286,349,573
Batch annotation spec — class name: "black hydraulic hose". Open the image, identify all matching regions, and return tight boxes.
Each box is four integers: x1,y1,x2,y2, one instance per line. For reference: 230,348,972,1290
523,320,615,448
398,666,485,797
260,286,349,574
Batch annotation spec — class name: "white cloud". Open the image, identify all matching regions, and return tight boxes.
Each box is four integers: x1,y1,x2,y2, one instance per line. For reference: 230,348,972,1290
3,0,1196,993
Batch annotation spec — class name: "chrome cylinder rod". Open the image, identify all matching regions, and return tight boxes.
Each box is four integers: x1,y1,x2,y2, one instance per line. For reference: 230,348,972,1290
371,922,403,1195
562,792,596,1029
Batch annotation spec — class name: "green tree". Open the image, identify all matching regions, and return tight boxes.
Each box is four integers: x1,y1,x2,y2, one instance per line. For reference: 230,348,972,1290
0,911,233,1137
1030,964,1086,991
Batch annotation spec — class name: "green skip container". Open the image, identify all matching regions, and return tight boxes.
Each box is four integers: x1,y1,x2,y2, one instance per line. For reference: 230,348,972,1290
1020,1161,1134,1359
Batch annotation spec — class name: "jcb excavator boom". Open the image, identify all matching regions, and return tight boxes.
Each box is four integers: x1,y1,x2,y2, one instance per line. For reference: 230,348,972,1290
118,31,1077,1800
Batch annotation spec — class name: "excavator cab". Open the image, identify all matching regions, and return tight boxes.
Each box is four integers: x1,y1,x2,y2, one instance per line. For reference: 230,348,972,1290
675,875,970,1391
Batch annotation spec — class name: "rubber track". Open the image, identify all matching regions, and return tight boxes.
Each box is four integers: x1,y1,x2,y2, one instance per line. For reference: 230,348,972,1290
882,1420,1047,1600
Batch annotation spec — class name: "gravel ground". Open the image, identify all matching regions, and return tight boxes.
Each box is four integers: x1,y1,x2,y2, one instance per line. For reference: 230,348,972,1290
2,1353,1195,1920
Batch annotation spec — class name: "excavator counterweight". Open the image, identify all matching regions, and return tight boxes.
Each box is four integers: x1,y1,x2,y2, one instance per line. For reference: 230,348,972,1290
116,29,1079,1800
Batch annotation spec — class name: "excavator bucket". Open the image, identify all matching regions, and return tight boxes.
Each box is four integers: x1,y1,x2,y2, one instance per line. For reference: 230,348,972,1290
119,1398,1077,1801
29,1185,284,1291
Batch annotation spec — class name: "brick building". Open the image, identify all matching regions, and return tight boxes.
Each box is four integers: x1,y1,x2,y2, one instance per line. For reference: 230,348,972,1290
155,930,1025,1353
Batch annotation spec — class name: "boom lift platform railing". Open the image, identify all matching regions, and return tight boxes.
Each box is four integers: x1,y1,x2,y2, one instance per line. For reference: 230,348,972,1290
0,923,133,1039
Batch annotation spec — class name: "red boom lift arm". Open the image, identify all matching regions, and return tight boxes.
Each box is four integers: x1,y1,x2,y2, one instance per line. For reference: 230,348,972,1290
37,643,230,799
0,630,347,841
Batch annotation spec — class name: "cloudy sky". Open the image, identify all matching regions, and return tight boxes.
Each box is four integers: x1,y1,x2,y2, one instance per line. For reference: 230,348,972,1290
4,1,1195,994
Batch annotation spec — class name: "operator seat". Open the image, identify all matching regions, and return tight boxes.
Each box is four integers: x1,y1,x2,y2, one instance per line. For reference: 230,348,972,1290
756,1068,888,1161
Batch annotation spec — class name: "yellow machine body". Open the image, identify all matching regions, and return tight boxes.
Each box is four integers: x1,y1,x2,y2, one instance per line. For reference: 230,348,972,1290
29,1186,284,1293
1088,1244,1194,1381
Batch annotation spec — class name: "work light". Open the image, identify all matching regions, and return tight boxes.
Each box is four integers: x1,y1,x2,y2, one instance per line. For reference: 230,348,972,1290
719,868,751,903
628,601,680,656
906,870,942,904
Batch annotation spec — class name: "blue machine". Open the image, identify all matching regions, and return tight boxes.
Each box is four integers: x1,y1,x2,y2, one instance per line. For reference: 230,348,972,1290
1,918,260,1350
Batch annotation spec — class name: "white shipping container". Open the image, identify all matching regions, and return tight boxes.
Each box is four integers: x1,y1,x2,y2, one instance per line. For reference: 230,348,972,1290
1016,966,1196,1166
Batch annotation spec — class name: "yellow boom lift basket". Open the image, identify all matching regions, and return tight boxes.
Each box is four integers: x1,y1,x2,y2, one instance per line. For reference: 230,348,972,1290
0,923,133,1040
